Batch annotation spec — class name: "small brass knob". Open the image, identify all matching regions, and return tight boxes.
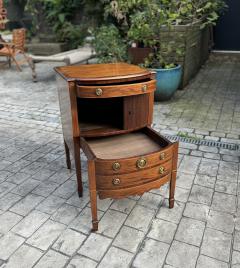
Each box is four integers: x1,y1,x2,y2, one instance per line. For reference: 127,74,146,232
142,84,148,92
136,158,147,169
112,162,121,171
160,153,166,160
159,166,165,175
96,88,103,96
112,178,121,185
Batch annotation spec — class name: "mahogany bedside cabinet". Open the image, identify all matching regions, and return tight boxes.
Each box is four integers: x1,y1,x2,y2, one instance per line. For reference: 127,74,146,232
55,63,178,231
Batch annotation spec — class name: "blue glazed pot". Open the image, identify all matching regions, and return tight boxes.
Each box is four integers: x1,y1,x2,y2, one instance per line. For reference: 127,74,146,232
154,65,182,101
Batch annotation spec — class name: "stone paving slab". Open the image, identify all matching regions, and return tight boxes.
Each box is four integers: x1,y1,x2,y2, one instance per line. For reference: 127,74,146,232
0,60,239,267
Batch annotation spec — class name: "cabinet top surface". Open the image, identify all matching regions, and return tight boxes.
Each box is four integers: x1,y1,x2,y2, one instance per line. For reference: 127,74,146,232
55,62,151,83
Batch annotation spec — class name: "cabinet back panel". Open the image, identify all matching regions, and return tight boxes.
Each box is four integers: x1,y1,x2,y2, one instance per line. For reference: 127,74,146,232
124,94,150,129
77,98,123,130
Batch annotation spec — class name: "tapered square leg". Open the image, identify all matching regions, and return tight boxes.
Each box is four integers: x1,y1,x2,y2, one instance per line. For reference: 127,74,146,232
64,140,71,170
169,142,178,209
169,171,176,209
74,139,83,197
88,160,98,232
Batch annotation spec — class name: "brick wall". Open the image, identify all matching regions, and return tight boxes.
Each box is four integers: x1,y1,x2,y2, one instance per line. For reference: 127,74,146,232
159,22,210,88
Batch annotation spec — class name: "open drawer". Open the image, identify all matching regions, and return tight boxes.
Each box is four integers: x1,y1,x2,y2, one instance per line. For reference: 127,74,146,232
80,127,178,198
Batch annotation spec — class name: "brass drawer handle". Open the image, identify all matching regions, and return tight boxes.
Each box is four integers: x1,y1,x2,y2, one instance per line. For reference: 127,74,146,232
96,88,103,96
160,153,166,160
112,178,121,185
142,84,148,92
136,158,147,169
112,162,121,171
159,166,165,175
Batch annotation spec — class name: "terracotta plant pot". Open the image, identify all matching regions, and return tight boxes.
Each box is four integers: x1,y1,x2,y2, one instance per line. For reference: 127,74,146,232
128,47,153,65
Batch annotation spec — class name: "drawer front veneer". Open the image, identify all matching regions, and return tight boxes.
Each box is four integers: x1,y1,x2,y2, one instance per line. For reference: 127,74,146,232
98,173,171,199
76,80,156,98
95,145,173,176
96,160,172,190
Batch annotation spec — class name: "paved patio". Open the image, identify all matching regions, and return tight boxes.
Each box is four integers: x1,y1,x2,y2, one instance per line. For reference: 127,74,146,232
0,58,239,268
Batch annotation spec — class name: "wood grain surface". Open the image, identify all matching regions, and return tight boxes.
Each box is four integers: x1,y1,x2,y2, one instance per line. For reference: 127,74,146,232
76,79,156,98
98,174,171,199
55,62,152,84
55,62,178,231
96,160,172,190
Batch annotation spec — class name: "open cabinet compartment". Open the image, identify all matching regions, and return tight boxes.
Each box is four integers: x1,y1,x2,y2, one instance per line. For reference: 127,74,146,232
77,97,124,135
77,93,152,137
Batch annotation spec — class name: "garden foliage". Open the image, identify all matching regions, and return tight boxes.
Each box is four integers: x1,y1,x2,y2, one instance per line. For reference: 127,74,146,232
94,0,227,67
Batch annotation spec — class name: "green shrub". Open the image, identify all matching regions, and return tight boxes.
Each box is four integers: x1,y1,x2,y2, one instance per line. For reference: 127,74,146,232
93,24,128,63
57,22,88,49
25,0,104,48
98,0,227,68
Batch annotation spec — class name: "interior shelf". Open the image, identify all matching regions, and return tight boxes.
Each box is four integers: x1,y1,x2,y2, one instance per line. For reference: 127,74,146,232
78,97,124,136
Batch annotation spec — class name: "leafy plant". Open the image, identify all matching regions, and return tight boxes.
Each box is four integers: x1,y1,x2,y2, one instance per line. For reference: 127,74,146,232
43,0,81,33
177,131,200,140
105,0,227,28
102,0,227,68
127,2,184,68
25,0,105,48
103,0,148,27
57,22,88,49
93,24,127,63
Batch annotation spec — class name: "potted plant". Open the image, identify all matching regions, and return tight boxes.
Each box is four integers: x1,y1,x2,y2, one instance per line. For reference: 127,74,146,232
92,0,227,96
103,0,227,88
127,3,183,101
126,0,226,100
102,0,153,64
128,42,153,65
160,0,227,88
145,47,183,101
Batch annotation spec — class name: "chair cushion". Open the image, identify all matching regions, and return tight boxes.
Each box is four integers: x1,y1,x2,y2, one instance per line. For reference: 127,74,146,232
0,47,19,55
0,47,13,54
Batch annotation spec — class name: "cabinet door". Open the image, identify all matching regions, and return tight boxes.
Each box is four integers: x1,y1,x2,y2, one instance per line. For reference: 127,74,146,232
123,93,153,130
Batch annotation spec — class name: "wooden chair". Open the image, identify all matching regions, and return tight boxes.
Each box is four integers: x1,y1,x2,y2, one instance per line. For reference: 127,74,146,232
0,14,7,30
0,28,34,72
0,0,7,30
